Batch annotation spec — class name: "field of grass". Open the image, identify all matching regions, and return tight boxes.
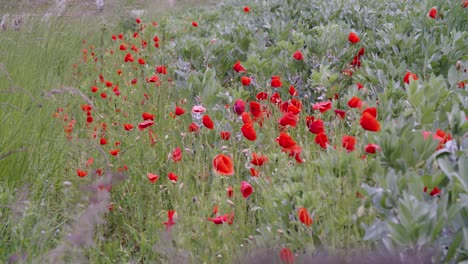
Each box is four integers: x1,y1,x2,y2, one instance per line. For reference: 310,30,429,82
1,0,467,263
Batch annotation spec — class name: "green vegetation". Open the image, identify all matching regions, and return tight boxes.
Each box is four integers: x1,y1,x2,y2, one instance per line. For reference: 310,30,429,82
1,0,467,263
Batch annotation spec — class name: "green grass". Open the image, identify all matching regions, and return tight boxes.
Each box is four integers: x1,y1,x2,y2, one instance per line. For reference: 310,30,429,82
1,0,467,263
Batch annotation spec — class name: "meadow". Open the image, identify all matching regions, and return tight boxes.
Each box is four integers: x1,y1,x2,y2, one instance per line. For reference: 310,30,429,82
0,0,467,263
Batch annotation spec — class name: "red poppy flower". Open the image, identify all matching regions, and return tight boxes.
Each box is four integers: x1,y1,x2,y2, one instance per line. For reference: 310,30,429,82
430,187,441,196
403,71,418,84
279,112,298,127
147,173,159,183
212,205,219,215
305,116,314,128
358,47,365,57
240,181,253,198
334,109,346,119
175,106,185,116
287,104,301,115
289,86,298,96
141,112,154,121
241,76,251,86
434,129,452,144
138,58,146,65
81,104,92,112
424,186,441,196
428,7,437,19
276,132,297,150
226,186,234,197
356,82,364,90
250,101,262,118
148,129,157,145
308,118,325,134
208,212,234,224
289,98,302,110
213,154,235,176
77,169,87,178
123,123,134,131
171,147,182,162
192,21,198,27
315,132,329,149
242,112,253,124
233,99,246,115
348,32,360,44
91,86,98,93
364,144,381,154
243,6,250,13
241,123,257,141
270,92,282,105
298,207,313,226
360,112,381,132
168,172,178,182
233,60,246,73
202,115,214,129
351,56,361,68
124,53,134,62
347,96,363,109
251,153,268,166
293,50,303,60
362,107,377,118
342,135,357,152
138,120,154,130
156,65,167,74
109,149,120,156
220,131,231,140
135,17,141,23
280,102,291,114
271,75,283,88
430,129,453,150
146,75,159,83
188,122,200,132
291,147,303,163
312,101,332,113
256,92,269,101
113,87,120,96
100,138,107,145
279,248,295,264
250,168,259,177
163,210,176,231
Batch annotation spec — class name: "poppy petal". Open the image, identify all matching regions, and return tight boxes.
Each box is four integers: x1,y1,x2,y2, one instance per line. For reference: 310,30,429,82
360,112,381,132
213,154,235,176
241,123,257,141
240,181,253,198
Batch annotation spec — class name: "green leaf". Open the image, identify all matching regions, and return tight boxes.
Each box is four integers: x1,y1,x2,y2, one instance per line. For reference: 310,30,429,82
445,231,463,262
447,65,458,86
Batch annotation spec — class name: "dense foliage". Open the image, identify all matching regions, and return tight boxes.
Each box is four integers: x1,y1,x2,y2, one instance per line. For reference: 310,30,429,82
1,0,467,263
